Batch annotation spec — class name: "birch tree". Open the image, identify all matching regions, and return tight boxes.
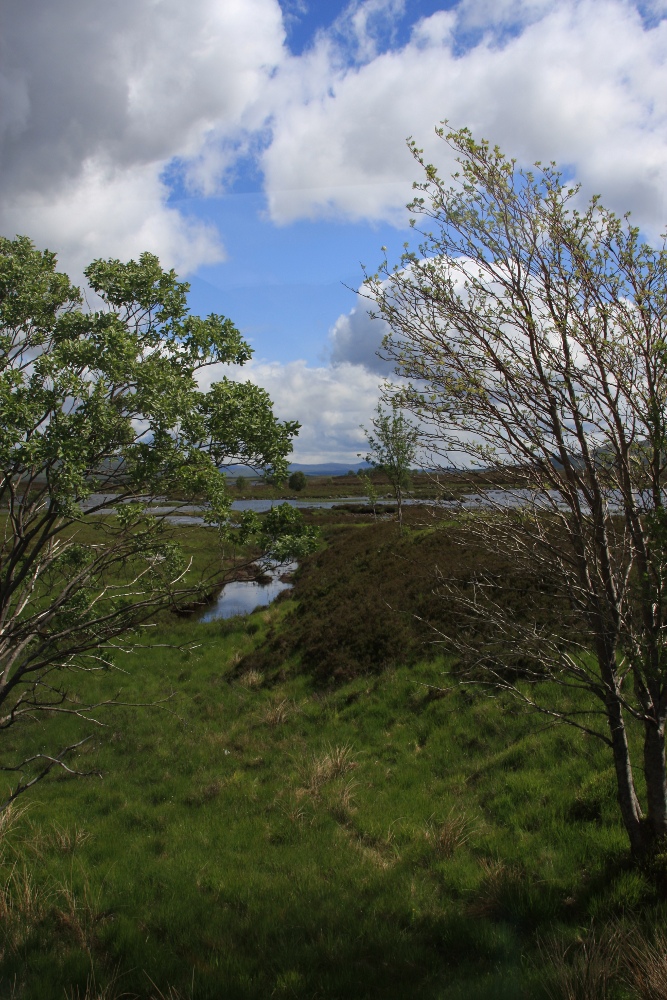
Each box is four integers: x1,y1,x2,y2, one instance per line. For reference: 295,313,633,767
362,404,419,531
367,127,667,858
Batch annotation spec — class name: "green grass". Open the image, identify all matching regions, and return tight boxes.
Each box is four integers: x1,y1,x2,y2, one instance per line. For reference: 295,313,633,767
231,470,442,501
0,518,662,998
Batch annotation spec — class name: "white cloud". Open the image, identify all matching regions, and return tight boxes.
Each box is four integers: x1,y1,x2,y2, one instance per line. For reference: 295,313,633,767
199,359,383,464
330,0,408,62
8,0,667,272
454,0,557,31
0,0,285,274
328,288,393,375
1,160,223,282
261,0,667,235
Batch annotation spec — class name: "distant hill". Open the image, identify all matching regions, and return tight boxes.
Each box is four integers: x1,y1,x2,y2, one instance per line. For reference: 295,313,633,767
222,462,372,478
288,462,372,476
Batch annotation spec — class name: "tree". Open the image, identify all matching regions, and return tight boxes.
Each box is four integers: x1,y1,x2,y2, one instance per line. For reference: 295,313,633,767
359,472,379,521
288,470,307,492
361,404,419,531
366,126,667,858
0,236,316,804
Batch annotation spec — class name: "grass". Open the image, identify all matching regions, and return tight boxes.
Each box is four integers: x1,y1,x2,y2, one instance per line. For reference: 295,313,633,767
0,515,664,998
231,470,424,501
230,468,529,503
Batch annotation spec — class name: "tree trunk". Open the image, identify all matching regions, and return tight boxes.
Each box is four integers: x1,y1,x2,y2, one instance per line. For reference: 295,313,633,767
643,718,667,844
607,695,647,856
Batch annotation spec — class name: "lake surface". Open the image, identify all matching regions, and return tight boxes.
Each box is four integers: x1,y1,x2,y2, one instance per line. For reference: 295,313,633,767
80,487,652,524
198,561,298,622
80,494,398,523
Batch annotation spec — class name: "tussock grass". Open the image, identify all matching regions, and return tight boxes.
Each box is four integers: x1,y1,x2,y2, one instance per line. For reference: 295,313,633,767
624,930,667,999
237,668,264,689
0,519,664,998
261,697,294,727
64,973,126,1000
537,926,624,1000
302,742,358,794
422,809,475,859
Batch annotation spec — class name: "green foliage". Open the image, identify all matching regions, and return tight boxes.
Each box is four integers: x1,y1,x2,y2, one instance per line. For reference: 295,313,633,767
363,405,418,485
368,127,667,857
0,236,310,802
288,470,307,492
359,472,379,518
362,404,419,530
238,502,320,562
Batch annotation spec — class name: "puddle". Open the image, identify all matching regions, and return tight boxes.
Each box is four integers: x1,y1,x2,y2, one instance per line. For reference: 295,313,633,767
198,561,298,621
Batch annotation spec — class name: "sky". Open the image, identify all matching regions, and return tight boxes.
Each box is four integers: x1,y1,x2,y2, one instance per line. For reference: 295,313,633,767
2,0,667,463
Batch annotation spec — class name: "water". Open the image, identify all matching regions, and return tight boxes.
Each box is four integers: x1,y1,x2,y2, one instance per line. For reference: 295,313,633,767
198,561,298,622
230,497,365,512
78,493,527,527
80,494,398,524
81,487,652,525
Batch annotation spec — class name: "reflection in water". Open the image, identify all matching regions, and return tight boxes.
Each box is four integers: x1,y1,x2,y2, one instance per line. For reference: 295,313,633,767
198,561,298,622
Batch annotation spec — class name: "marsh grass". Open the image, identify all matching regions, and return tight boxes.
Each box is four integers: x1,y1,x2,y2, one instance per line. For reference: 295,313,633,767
621,929,667,999
64,973,126,1000
422,808,475,859
261,697,293,727
237,669,264,689
537,926,624,1000
0,519,663,998
302,742,359,794
50,824,91,855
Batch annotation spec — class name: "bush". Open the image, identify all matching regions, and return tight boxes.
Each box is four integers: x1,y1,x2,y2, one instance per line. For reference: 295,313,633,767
288,471,307,492
242,517,577,683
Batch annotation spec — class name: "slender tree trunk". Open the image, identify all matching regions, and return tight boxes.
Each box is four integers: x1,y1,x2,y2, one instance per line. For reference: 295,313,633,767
607,694,647,856
643,718,667,843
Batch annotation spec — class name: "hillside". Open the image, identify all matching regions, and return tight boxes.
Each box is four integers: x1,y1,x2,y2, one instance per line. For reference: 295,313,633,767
0,511,664,999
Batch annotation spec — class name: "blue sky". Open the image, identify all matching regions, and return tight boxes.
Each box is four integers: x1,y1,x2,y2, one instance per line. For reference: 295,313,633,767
173,190,410,366
2,0,667,461
280,0,452,55
163,0,445,368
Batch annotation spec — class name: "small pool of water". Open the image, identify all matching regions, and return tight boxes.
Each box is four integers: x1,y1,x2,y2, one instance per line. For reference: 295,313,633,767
198,561,298,622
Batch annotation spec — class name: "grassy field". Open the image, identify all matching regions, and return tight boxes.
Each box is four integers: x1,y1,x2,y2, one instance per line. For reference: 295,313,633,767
230,468,538,503
1,512,665,999
231,470,451,502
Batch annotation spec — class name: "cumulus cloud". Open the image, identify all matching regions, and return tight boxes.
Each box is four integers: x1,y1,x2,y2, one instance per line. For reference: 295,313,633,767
198,359,383,464
14,0,667,462
7,0,667,274
1,161,222,281
0,0,285,274
328,288,393,375
454,0,558,31
262,0,667,235
327,0,409,63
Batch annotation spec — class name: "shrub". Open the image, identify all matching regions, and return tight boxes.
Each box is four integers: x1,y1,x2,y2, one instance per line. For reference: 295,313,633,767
288,471,307,491
242,518,576,683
